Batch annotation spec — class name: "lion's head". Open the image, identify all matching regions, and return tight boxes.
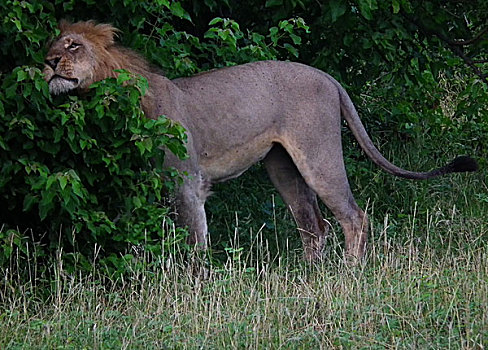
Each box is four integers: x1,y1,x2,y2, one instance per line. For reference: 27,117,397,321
44,20,150,95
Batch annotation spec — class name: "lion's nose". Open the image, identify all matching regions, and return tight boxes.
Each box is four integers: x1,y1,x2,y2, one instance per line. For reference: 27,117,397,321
45,57,61,70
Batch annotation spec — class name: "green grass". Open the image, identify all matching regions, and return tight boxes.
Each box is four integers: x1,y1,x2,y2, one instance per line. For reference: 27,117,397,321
1,125,486,349
1,203,487,349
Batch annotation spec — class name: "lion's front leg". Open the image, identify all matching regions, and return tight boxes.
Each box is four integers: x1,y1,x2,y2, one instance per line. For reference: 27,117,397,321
175,175,211,250
174,176,212,278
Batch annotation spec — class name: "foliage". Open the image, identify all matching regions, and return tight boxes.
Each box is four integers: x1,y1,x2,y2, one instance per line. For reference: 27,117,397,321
0,0,310,272
0,65,189,270
183,0,488,258
0,3,486,346
0,0,486,271
188,0,488,145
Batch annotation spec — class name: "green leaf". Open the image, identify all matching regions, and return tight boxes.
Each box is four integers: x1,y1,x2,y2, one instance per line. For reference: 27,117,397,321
58,175,68,190
13,19,22,32
71,181,84,198
265,0,283,7
209,17,223,26
392,0,400,13
22,82,32,98
135,141,146,155
46,175,56,190
116,71,132,84
132,196,142,208
170,2,192,21
17,69,27,82
143,137,153,152
39,191,56,221
289,33,302,45
23,194,37,211
284,43,299,57
358,0,378,20
329,0,347,22
5,83,17,99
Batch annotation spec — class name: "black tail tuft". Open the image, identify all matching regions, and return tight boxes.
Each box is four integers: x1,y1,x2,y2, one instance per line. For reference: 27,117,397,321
446,156,478,173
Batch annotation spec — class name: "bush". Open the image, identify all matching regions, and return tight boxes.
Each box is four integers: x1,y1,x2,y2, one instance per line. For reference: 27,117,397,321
3,0,483,275
0,66,189,270
0,0,309,273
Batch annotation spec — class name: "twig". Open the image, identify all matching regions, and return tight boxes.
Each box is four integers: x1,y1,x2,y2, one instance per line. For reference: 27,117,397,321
448,27,488,46
403,13,488,85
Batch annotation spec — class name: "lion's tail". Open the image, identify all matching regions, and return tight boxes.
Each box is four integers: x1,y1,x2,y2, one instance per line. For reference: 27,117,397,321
326,74,478,180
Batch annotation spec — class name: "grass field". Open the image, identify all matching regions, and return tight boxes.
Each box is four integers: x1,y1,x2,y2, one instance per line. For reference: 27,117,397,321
1,127,487,349
1,200,487,349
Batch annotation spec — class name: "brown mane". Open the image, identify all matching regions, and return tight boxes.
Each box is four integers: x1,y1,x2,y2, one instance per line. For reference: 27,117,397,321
59,20,153,84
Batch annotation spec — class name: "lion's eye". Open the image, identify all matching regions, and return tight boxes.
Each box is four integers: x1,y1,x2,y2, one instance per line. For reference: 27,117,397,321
68,43,81,51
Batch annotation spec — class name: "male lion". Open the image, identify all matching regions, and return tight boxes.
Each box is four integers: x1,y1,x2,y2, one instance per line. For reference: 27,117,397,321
44,21,477,263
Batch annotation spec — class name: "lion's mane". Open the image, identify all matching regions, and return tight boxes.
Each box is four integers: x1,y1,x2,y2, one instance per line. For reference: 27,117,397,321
58,20,153,86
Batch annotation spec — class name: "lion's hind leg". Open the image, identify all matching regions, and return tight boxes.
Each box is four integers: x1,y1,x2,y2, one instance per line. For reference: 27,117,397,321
280,129,369,265
263,144,328,262
292,155,368,264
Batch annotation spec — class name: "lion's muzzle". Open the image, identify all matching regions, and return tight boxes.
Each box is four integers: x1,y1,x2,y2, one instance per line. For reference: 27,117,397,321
47,75,80,95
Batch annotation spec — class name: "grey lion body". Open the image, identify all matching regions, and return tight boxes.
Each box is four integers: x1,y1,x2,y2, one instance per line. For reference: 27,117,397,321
44,21,477,263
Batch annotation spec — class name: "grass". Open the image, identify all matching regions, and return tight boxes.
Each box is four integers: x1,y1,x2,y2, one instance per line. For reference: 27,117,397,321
1,202,487,349
1,118,486,348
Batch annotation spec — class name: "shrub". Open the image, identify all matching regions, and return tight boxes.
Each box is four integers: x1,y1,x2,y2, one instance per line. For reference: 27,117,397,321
0,0,309,272
0,67,188,271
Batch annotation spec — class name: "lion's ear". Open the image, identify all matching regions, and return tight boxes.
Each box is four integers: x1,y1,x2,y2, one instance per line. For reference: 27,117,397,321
58,19,71,33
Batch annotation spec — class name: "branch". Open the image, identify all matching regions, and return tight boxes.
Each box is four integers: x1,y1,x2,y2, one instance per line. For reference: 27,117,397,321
403,14,488,85
449,44,488,83
448,27,488,46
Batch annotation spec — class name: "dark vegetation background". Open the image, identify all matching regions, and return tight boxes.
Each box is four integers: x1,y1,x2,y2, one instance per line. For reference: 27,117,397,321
0,0,486,274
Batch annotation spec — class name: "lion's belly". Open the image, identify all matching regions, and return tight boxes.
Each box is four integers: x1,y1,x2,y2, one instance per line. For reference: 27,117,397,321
199,135,274,183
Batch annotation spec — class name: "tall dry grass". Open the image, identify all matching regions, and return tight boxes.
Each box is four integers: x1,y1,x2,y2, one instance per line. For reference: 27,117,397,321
1,203,487,349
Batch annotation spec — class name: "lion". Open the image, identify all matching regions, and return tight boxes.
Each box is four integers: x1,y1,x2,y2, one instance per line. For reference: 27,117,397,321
44,20,477,263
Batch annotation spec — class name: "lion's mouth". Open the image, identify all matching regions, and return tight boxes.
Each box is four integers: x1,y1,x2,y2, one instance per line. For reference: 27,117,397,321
48,75,80,95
